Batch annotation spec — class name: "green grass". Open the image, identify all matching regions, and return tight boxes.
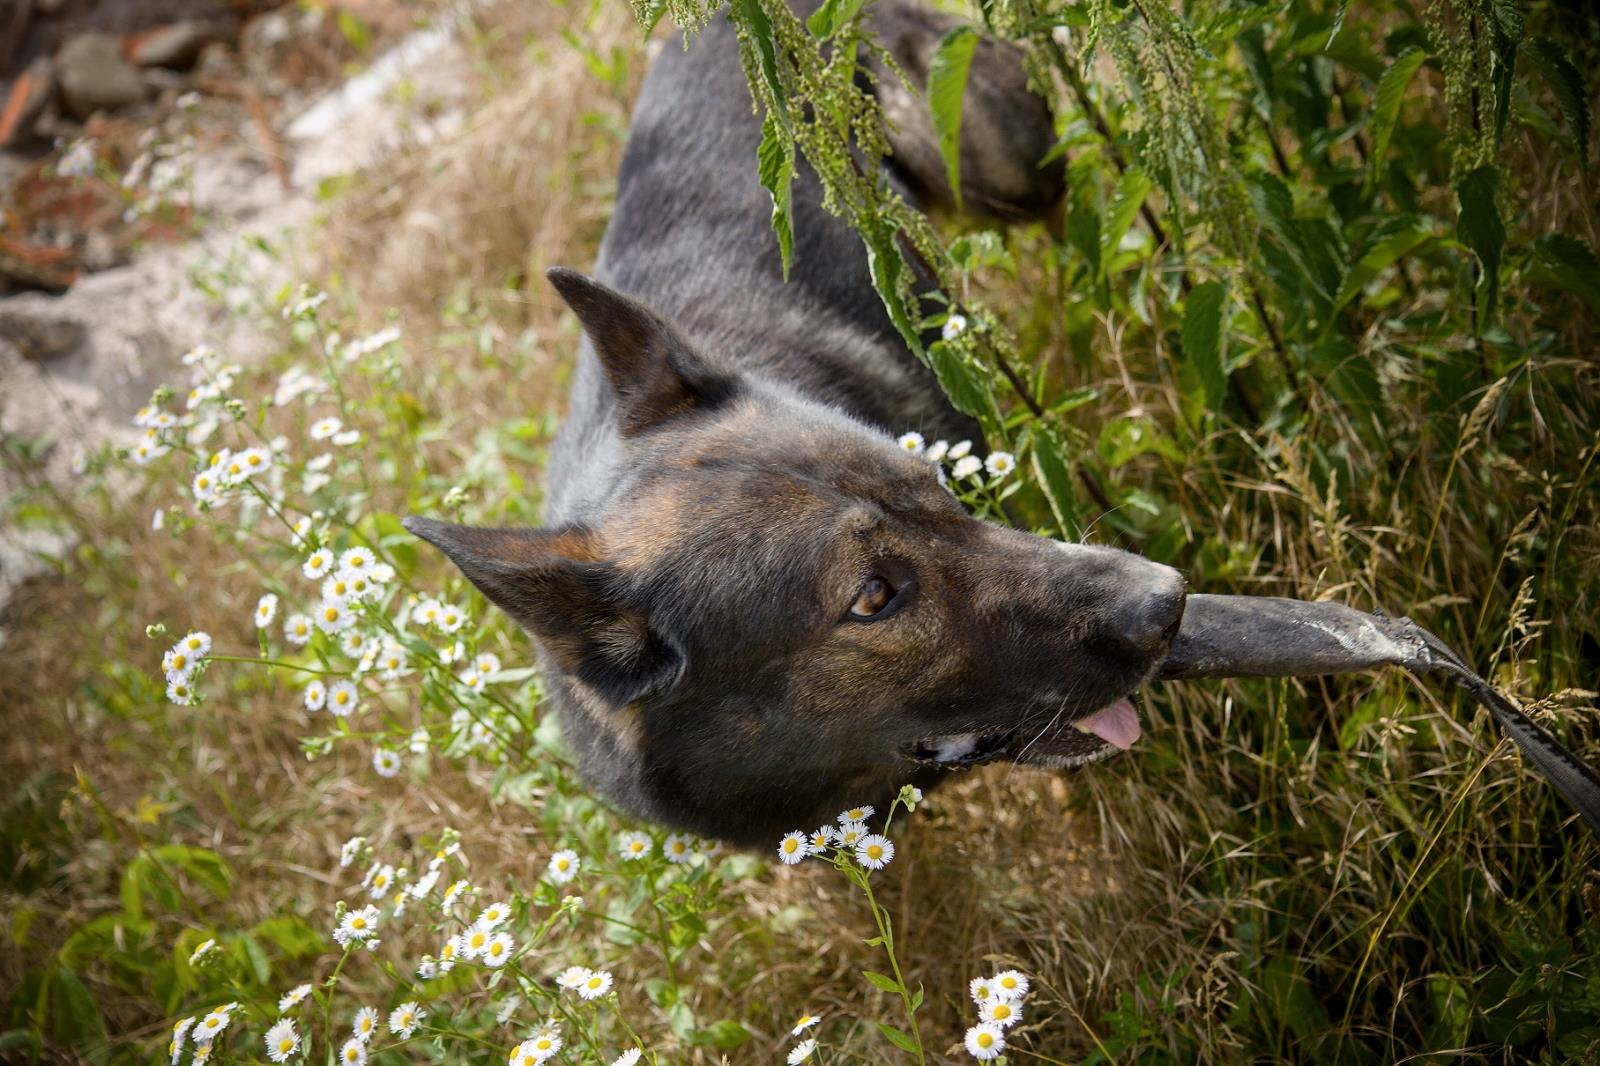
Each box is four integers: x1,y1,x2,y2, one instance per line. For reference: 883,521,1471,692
2,0,1598,1062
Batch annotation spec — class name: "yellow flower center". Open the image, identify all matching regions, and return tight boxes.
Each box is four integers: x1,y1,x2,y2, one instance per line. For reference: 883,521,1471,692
783,839,798,853
994,1005,1011,1019
324,607,338,622
978,1033,995,1048
351,917,366,929
279,1039,294,1052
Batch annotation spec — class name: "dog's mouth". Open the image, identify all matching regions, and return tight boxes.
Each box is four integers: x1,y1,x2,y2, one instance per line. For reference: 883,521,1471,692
905,695,1142,770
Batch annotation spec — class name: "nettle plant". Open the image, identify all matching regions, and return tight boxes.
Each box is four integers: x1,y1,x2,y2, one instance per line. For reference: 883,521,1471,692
122,289,1029,1064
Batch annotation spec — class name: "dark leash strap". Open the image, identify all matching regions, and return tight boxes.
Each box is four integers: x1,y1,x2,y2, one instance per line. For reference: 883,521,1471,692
1412,627,1600,838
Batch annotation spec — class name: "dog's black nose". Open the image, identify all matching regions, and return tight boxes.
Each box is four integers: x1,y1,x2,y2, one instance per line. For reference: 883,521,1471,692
1115,567,1187,655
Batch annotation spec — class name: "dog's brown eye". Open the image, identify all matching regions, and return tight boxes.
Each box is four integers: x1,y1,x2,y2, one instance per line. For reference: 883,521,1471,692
850,576,895,620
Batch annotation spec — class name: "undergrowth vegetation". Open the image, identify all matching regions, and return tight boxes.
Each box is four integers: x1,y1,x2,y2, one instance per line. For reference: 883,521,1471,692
2,0,1597,1062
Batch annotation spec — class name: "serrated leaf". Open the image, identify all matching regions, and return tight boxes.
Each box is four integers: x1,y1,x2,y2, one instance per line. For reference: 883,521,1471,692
756,111,795,277
1366,47,1427,195
1529,233,1600,314
740,0,789,132
927,342,992,419
806,0,863,38
863,969,903,993
1181,281,1229,413
1030,429,1081,540
929,26,980,210
863,225,922,356
1456,166,1505,330
1249,172,1335,306
1526,36,1590,165
876,1022,921,1053
1099,167,1152,278
1331,215,1434,315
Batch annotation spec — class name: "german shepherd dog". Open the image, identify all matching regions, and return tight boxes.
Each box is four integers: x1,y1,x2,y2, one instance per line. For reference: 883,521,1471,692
405,1,1187,847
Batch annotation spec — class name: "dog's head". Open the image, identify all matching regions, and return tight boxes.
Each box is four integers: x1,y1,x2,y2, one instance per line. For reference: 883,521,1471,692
405,270,1184,846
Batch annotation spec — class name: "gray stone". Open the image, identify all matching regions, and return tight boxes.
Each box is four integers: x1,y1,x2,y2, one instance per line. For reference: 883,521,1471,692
56,31,147,119
0,306,85,361
129,21,218,70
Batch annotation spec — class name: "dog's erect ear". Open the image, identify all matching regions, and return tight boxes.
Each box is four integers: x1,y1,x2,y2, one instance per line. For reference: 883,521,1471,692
546,267,736,435
402,516,682,706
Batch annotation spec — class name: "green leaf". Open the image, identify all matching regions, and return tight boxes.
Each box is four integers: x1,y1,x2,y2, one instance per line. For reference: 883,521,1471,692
1529,233,1600,314
863,223,922,356
1099,168,1153,278
756,112,796,277
862,969,903,993
697,1019,750,1049
1455,166,1505,330
1030,428,1081,540
1526,37,1590,165
928,26,980,210
1365,47,1427,195
806,0,863,39
1181,281,1229,413
876,1022,921,1054
1331,215,1435,315
740,0,789,132
927,342,992,420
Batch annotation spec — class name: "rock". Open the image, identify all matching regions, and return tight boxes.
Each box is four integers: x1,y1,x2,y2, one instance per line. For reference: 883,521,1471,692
127,20,218,70
0,56,54,148
0,306,86,361
56,32,146,120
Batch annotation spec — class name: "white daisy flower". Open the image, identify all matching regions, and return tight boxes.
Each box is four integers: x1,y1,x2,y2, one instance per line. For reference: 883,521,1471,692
807,827,834,854
337,547,374,573
523,1029,563,1063
478,901,511,928
442,879,470,909
409,867,440,899
322,573,355,603
340,631,369,659
948,439,973,460
169,1017,194,1065
984,451,1016,478
460,924,492,959
317,599,356,636
416,955,438,980
130,439,167,465
556,965,589,990
178,631,212,656
338,1037,367,1066
437,604,465,633
191,469,220,501
964,1022,1005,1060
310,417,342,441
483,931,514,967
284,613,313,645
265,1019,299,1062
255,593,278,627
437,934,460,971
377,643,408,679
367,864,394,898
855,834,894,870
193,1006,232,1042
788,1039,818,1064
352,1005,379,1042
993,969,1030,999
663,833,694,864
162,648,196,678
942,314,968,341
369,562,395,584
547,849,580,884
618,831,652,860
474,651,502,676
235,447,272,479
838,806,874,824
611,1050,643,1066
982,998,1023,1028
578,968,613,1000
412,599,441,627
408,728,429,754
459,669,486,695
439,639,465,664
925,439,950,463
332,429,362,446
970,977,996,1005
328,680,360,717
302,679,327,712
951,455,983,480
166,677,196,705
279,983,312,1012
834,822,867,849
336,905,379,944
791,1012,820,1036
302,549,334,580
372,748,401,778
388,1001,424,1038
896,431,925,455
189,938,216,965
778,832,808,865
338,836,364,868
193,1042,213,1064
306,453,333,472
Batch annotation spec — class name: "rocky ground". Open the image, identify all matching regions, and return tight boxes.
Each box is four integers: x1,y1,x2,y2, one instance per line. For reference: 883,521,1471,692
0,0,476,629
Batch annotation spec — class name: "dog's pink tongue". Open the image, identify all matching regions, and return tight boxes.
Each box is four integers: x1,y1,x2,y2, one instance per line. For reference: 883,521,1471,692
1076,697,1141,750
